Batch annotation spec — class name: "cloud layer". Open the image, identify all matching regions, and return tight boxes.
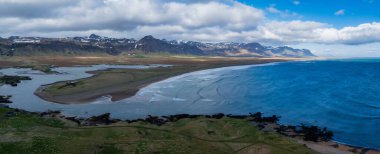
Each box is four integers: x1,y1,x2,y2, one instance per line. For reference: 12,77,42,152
1,0,380,45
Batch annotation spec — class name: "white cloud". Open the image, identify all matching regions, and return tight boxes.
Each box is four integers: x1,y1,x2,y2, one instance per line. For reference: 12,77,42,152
336,22,380,44
256,21,329,43
1,0,380,47
266,5,301,18
292,42,380,57
267,5,281,14
0,0,70,4
253,21,380,45
293,1,300,5
0,0,264,35
335,9,345,16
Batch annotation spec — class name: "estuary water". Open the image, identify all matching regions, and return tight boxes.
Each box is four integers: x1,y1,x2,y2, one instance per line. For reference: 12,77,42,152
0,59,380,149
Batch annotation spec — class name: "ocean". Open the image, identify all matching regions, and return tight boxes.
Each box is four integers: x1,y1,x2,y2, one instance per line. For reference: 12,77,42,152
1,59,380,149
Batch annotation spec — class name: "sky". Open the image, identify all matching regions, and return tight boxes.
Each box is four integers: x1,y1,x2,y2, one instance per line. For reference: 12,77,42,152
1,0,380,57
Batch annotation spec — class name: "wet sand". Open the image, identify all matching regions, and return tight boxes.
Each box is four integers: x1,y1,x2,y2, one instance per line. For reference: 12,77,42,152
33,56,297,104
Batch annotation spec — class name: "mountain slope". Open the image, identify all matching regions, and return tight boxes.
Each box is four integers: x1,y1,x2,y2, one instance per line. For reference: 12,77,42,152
135,35,204,55
0,34,315,57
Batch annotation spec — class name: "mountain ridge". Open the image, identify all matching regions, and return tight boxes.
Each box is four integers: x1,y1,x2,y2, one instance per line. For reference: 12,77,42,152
0,34,315,57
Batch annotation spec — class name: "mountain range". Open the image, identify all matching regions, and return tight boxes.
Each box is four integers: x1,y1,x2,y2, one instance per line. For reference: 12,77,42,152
0,34,315,57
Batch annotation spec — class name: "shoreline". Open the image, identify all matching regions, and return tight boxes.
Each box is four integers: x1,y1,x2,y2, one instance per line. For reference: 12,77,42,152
5,56,379,152
33,57,296,104
1,105,378,154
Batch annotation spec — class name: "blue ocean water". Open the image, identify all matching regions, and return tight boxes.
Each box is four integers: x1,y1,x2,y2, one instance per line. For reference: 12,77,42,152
1,59,380,149
133,59,380,149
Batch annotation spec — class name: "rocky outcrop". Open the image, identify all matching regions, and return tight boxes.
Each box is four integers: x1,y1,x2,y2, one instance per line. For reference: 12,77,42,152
0,95,12,103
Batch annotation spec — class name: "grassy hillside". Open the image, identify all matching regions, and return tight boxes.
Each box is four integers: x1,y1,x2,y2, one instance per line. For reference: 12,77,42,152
0,107,316,154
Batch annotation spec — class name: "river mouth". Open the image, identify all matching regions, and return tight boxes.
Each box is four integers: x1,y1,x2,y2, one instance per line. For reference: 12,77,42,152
1,60,380,150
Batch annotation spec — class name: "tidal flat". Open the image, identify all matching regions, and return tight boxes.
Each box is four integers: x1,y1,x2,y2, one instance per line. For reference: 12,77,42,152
35,57,288,104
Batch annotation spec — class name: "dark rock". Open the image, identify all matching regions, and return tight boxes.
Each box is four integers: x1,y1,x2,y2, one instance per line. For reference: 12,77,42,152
162,114,202,122
65,117,81,125
208,113,225,119
83,113,118,126
40,110,61,117
207,131,216,135
262,115,280,123
249,112,279,123
251,112,263,121
226,114,248,119
0,95,12,103
299,124,334,142
126,118,144,123
257,124,266,129
273,124,333,142
144,115,167,126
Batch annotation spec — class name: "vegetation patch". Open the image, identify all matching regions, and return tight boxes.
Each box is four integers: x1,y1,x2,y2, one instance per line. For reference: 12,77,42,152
0,75,31,86
0,107,318,154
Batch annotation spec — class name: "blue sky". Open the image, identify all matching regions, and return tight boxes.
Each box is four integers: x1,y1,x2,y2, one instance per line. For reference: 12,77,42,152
0,0,380,57
238,0,379,28
236,0,380,57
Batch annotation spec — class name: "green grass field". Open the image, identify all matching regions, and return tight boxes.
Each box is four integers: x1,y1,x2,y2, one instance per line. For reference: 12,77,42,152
0,107,316,154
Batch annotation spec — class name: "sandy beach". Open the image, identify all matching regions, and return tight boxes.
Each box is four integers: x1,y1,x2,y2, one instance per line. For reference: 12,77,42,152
29,56,296,104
